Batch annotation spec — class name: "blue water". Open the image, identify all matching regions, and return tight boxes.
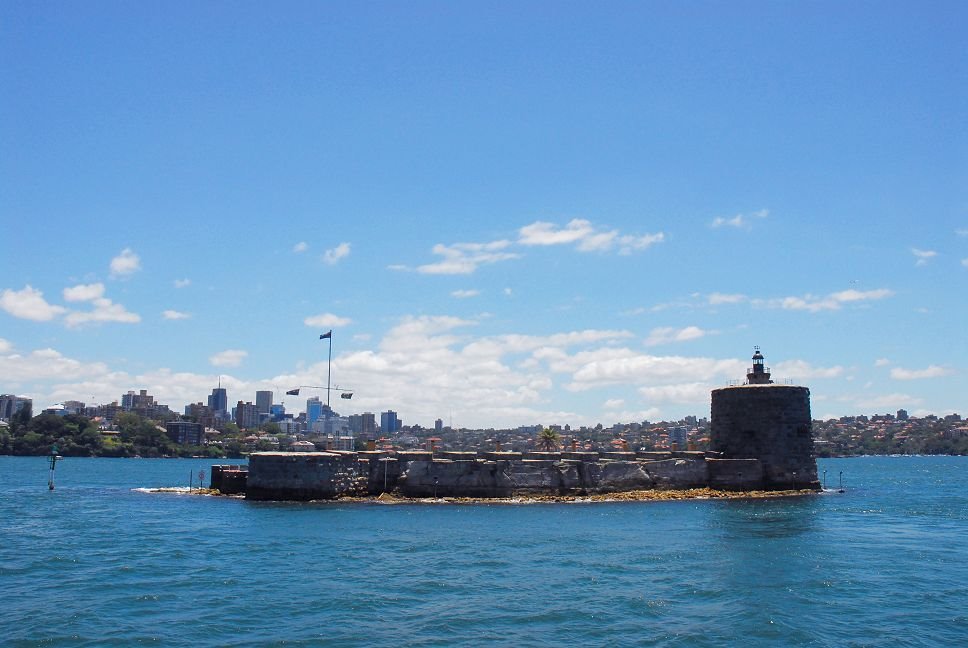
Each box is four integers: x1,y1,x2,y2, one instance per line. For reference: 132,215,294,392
1,456,966,646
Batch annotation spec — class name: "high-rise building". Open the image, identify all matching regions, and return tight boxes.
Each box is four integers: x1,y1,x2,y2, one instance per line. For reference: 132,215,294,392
380,410,400,435
121,389,155,411
269,403,286,421
668,426,688,448
208,387,228,419
235,401,260,429
119,390,173,420
256,391,273,417
184,402,216,430
435,418,443,434
62,400,86,415
166,420,204,445
349,412,377,438
0,394,31,421
306,397,324,425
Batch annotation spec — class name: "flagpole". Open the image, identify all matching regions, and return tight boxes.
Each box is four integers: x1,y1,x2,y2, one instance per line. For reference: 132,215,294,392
326,334,332,410
320,330,333,443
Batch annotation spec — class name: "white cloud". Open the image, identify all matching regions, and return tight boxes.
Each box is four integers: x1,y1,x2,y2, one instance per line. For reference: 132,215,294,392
504,287,513,296
644,326,710,346
599,408,663,424
63,283,105,302
0,338,11,353
616,232,665,254
323,242,351,265
711,209,769,229
209,349,248,367
110,248,141,277
828,288,893,303
854,393,924,411
0,347,111,383
293,241,309,253
174,278,191,288
961,258,968,268
603,398,625,409
957,228,968,237
889,365,953,380
561,351,747,392
874,358,891,367
773,360,844,380
519,219,595,246
451,289,480,299
911,248,938,266
64,297,141,327
417,240,519,275
0,285,67,321
518,218,664,254
163,310,191,320
639,382,711,405
304,313,352,328
407,220,662,275
708,293,747,305
762,288,894,312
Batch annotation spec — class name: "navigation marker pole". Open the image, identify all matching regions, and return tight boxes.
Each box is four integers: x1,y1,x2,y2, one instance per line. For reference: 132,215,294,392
47,445,61,491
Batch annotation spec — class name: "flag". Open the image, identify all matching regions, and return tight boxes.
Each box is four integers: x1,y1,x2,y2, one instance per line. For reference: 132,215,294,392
320,331,332,340
286,388,300,396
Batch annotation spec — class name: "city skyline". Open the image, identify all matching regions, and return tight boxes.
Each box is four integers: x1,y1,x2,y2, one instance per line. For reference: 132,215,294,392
1,3,965,428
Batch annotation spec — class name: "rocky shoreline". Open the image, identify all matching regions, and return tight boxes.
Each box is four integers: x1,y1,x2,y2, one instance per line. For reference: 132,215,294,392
193,486,821,504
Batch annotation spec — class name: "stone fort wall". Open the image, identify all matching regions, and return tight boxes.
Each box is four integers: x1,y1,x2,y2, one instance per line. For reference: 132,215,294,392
220,449,792,501
710,384,819,489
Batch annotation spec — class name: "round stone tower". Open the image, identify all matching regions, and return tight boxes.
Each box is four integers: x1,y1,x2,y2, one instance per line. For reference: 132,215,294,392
710,348,820,490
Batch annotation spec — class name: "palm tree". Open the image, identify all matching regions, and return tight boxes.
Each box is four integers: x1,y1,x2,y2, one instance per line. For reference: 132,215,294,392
537,427,560,452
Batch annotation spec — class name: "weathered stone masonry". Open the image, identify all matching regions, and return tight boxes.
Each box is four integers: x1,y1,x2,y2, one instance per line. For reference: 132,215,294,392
215,449,775,501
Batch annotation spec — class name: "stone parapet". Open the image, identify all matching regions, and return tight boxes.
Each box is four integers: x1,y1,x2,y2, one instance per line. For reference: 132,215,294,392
560,451,600,462
599,452,638,461
636,451,673,461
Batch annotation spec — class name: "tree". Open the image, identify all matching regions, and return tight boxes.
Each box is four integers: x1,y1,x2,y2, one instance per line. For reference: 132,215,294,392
224,439,245,458
537,428,560,452
260,421,282,436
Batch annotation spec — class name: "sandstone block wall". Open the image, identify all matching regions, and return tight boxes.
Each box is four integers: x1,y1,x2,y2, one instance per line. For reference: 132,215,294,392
210,464,248,494
233,449,780,501
245,452,368,501
710,384,819,489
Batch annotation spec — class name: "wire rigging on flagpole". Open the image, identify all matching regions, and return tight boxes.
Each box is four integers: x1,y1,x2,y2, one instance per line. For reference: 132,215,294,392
284,331,353,404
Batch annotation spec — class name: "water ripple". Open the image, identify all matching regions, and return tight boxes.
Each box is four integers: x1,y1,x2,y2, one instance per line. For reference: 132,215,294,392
2,456,967,646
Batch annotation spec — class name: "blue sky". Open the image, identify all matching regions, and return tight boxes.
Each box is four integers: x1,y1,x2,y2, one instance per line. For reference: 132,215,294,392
1,1,965,428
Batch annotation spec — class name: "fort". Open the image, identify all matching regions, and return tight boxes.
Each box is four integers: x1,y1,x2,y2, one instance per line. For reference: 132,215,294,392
210,349,822,500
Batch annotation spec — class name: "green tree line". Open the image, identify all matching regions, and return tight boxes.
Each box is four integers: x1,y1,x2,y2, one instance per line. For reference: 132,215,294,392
0,407,236,458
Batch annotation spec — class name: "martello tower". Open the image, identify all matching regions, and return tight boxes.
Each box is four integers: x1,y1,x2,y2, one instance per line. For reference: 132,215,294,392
710,348,820,490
